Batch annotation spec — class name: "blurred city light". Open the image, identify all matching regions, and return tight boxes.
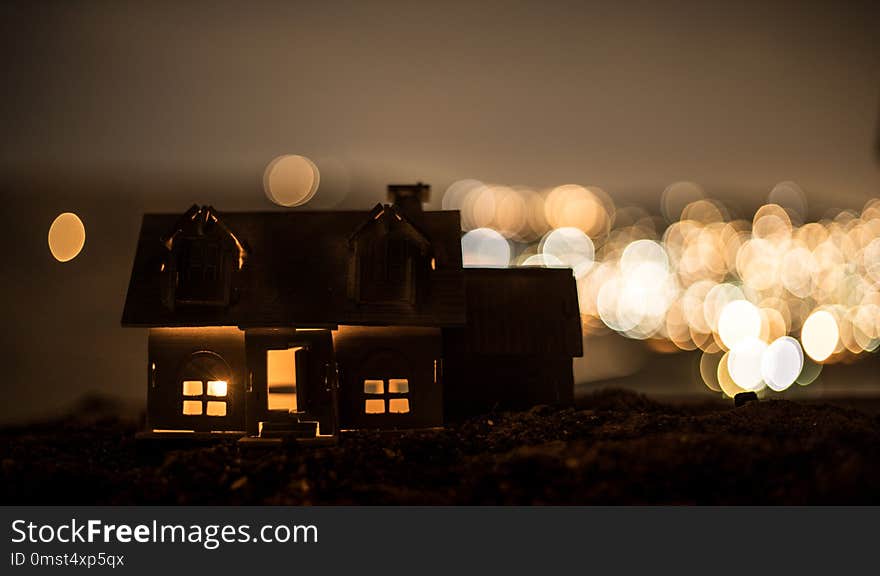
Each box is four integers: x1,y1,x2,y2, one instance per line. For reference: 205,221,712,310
448,178,880,396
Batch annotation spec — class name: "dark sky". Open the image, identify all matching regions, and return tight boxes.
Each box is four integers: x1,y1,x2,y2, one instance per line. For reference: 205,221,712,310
1,0,878,423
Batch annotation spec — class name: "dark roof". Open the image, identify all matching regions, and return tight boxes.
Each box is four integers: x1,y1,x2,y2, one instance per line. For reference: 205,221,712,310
122,206,465,328
463,268,583,357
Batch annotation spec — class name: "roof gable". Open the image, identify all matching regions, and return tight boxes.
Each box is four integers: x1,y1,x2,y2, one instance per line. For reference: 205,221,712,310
122,207,465,328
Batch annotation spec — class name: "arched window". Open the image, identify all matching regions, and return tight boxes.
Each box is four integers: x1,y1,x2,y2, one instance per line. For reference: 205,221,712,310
178,351,231,418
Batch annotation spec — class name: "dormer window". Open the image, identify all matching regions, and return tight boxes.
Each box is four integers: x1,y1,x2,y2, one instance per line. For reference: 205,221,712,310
348,205,432,306
160,205,247,310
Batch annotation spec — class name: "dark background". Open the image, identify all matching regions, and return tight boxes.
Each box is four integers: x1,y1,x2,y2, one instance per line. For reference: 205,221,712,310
1,0,878,424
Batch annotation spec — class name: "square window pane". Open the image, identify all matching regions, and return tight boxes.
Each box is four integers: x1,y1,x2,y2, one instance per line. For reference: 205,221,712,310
183,400,203,415
206,401,227,416
182,380,203,396
389,398,410,413
207,380,227,397
364,379,384,394
388,378,409,393
365,399,385,414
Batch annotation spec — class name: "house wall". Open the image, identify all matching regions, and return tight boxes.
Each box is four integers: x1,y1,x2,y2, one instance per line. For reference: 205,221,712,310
147,327,247,432
333,325,443,430
442,328,575,421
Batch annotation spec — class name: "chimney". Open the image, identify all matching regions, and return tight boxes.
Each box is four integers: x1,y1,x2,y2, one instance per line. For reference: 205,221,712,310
387,182,430,224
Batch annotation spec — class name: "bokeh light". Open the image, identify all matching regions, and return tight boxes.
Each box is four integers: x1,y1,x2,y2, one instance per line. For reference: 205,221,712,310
801,310,839,362
263,154,320,207
761,336,804,392
728,336,767,391
48,212,86,262
439,177,879,395
461,228,510,268
717,352,749,398
540,227,595,278
718,300,762,350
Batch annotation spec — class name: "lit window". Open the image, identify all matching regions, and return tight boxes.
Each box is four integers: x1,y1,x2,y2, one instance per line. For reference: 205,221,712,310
364,379,384,394
363,377,411,415
388,378,409,393
207,380,227,397
182,380,203,396
183,401,203,415
389,398,410,413
365,399,385,414
206,401,227,416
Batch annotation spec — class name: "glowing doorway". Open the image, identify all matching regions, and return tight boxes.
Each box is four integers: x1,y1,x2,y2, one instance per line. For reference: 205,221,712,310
266,347,302,412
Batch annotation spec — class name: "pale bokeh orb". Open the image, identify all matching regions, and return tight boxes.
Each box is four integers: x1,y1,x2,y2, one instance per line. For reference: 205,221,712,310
864,237,880,283
661,181,704,222
540,227,595,278
717,352,749,398
703,283,745,333
768,181,808,225
442,179,484,212
48,212,86,262
761,336,804,392
699,351,723,393
543,184,612,237
717,299,762,350
263,154,320,207
461,228,510,268
728,336,768,391
801,310,839,362
520,253,565,267
796,357,823,386
620,239,669,276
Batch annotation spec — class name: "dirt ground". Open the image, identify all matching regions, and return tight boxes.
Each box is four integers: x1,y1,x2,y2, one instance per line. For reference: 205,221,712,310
2,389,879,505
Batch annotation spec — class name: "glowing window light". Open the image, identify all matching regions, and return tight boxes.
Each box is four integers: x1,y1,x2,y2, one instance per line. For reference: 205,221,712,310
461,228,510,268
801,310,839,362
183,401,202,415
540,227,595,278
263,154,320,207
182,381,203,396
389,398,410,413
717,300,762,350
48,212,86,262
207,380,227,397
364,379,384,394
761,336,804,392
728,336,767,391
388,379,409,393
365,399,385,414
206,401,226,416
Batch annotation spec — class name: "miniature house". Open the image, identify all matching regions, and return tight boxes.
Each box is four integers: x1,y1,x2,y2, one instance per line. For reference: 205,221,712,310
122,183,582,442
